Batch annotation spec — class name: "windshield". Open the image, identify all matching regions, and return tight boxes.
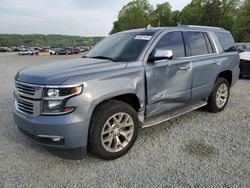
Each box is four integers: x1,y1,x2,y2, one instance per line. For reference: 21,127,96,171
86,32,153,62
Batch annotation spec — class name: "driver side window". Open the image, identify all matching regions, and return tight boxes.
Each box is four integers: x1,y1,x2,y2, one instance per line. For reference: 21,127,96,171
154,32,186,59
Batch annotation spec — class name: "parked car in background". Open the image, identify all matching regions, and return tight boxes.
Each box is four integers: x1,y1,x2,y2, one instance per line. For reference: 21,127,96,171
236,44,250,78
73,48,80,54
18,49,34,55
13,26,239,160
45,49,56,55
0,48,8,52
57,48,74,55
80,46,91,52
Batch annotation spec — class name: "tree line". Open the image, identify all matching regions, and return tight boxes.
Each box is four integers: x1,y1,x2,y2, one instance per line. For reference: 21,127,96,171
110,0,250,42
0,34,104,47
1,0,248,47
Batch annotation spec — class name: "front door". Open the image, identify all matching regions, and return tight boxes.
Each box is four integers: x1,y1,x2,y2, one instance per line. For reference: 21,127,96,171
145,31,192,117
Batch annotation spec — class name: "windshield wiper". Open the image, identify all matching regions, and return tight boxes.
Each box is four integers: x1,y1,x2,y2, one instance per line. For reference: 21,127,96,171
89,56,118,62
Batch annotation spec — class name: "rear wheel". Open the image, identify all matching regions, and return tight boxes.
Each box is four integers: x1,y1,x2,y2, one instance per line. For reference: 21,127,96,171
88,100,139,160
205,77,230,112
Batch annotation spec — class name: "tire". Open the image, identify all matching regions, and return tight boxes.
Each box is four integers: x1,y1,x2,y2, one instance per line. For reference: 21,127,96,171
88,100,140,160
205,77,230,113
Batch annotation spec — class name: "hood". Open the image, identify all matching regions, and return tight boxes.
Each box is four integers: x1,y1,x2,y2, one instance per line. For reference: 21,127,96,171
16,58,127,85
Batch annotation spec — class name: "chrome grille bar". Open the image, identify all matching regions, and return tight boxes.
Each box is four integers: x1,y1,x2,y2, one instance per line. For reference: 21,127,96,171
14,81,44,116
16,99,34,115
15,81,44,100
16,82,36,96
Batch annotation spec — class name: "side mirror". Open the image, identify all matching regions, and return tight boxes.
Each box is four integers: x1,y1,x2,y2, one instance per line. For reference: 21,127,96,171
149,49,173,62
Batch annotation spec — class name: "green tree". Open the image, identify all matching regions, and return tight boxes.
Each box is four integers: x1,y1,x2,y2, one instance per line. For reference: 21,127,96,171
220,0,240,31
150,2,172,27
233,0,250,42
170,10,181,26
200,0,222,26
180,0,203,25
180,0,242,40
0,34,104,47
110,0,153,34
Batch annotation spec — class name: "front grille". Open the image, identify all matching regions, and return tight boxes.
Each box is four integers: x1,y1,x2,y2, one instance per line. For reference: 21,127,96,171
16,82,36,96
16,99,34,115
14,81,44,116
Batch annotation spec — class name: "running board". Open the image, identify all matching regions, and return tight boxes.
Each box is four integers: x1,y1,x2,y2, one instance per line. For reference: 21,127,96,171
142,101,207,128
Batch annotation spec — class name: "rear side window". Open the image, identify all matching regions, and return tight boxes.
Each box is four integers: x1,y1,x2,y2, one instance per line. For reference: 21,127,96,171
154,31,185,58
183,32,209,56
215,32,236,52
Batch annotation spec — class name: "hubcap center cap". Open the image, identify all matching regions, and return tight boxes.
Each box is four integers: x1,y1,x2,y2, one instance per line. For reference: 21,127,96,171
114,128,120,135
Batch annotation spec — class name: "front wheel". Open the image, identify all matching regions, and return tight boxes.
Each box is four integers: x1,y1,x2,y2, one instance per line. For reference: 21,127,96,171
205,77,230,113
88,100,139,160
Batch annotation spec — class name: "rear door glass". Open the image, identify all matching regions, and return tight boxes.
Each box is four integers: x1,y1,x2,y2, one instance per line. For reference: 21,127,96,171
183,32,209,56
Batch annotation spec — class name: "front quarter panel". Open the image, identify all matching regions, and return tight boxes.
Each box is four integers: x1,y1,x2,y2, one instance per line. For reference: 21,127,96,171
65,60,145,130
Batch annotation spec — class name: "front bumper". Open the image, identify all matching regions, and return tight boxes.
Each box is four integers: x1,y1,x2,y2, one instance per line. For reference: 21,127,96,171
12,102,90,150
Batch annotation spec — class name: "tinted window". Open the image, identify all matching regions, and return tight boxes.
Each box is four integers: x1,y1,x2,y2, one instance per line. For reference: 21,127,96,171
184,32,209,56
215,32,236,52
154,32,185,58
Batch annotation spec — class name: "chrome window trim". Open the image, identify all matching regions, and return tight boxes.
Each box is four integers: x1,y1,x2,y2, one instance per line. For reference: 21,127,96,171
142,30,221,64
176,53,219,60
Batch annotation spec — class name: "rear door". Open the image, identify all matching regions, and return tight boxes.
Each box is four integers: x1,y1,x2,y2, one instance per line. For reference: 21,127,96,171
183,31,220,101
145,31,193,117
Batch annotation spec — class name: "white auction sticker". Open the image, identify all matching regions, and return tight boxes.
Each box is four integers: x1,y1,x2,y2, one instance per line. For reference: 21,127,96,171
134,35,152,40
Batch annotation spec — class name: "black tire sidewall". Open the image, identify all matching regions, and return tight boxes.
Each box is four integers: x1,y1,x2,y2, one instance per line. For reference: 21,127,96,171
88,101,140,160
208,77,230,112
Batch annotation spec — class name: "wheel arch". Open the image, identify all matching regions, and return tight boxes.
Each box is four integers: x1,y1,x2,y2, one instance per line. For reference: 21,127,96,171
217,70,232,86
91,93,142,115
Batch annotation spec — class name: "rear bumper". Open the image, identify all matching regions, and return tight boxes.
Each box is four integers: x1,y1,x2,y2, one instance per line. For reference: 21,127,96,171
12,102,90,150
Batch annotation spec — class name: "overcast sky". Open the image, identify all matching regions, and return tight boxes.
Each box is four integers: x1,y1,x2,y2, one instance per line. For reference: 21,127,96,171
0,0,191,36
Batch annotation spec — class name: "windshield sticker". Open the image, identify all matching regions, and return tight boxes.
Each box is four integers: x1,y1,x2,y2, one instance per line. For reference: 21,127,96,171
134,35,152,40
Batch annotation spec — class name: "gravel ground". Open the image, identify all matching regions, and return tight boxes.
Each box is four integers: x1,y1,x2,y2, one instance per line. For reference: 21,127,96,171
0,52,249,187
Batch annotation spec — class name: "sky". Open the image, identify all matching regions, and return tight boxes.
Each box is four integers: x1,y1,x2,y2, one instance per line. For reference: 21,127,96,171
0,0,191,36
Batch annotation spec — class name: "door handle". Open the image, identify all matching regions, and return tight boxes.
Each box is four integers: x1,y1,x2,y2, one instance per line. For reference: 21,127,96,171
178,65,191,70
211,60,219,64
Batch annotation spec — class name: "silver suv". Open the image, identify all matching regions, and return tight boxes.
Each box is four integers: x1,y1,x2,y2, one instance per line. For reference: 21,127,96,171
13,25,240,159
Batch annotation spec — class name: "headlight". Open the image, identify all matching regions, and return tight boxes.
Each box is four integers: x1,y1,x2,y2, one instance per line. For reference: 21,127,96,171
42,85,83,115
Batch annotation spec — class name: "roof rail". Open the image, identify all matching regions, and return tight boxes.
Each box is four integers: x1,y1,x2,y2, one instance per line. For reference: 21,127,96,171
179,25,224,30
